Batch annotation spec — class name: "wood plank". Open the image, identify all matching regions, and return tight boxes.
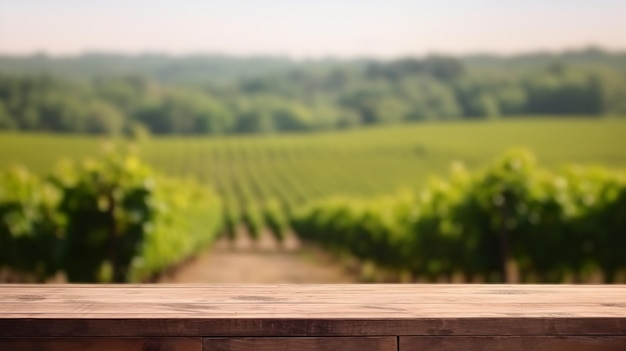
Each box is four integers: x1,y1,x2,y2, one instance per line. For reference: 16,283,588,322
2,285,625,317
400,336,626,351
3,284,625,305
1,318,624,337
204,337,396,351
3,302,625,318
4,289,626,304
1,285,625,337
0,337,201,351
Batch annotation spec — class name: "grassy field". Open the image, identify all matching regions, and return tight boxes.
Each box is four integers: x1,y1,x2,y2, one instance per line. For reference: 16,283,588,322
2,117,625,211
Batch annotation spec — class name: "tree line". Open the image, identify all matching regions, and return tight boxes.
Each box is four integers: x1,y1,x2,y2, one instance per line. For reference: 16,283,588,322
1,48,625,135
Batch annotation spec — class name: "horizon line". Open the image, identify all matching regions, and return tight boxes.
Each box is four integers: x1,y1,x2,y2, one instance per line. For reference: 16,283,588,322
1,45,625,62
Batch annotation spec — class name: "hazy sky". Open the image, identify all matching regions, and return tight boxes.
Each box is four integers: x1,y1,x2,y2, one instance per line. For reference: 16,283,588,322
1,0,625,58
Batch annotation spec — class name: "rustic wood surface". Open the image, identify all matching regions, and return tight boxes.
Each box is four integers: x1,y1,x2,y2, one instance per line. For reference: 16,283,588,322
400,336,626,351
0,337,201,351
1,285,625,337
203,337,396,351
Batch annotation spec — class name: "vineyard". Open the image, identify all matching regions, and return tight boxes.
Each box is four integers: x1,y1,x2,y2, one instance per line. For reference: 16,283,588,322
3,118,625,211
293,149,626,283
0,152,222,282
1,118,626,282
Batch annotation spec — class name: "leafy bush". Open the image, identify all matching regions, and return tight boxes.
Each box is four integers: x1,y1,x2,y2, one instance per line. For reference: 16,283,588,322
0,152,222,282
292,149,626,282
0,167,62,281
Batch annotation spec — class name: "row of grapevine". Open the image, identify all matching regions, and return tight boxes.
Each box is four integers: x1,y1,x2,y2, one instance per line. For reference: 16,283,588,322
140,134,438,246
0,151,222,282
292,149,626,282
241,160,290,243
144,138,424,251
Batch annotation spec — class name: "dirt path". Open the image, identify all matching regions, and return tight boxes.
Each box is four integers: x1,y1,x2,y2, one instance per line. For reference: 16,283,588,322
159,228,356,283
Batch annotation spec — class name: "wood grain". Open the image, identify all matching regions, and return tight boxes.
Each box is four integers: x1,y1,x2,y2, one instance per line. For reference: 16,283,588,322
203,337,396,351
400,336,626,351
0,337,201,351
1,285,625,337
3,284,626,305
4,302,625,317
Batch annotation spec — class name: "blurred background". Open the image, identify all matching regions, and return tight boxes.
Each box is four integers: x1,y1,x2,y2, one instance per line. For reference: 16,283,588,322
0,0,625,284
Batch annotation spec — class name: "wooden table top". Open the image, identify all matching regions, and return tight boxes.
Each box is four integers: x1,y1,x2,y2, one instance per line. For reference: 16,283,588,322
1,284,625,337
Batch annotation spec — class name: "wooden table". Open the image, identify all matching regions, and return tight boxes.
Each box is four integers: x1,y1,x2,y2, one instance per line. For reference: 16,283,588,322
1,284,625,350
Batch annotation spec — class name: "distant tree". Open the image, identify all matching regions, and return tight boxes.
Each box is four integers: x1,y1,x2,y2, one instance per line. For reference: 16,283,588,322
495,85,527,115
423,55,465,81
272,103,315,131
135,102,172,135
235,110,274,134
84,101,123,135
524,68,605,115
400,78,461,120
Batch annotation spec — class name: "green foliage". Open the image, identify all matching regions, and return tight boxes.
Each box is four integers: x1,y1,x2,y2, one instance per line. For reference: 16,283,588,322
0,152,222,282
0,74,125,134
242,203,264,241
263,199,289,243
222,202,239,244
129,175,222,282
51,154,157,282
292,149,626,282
0,167,62,281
